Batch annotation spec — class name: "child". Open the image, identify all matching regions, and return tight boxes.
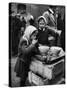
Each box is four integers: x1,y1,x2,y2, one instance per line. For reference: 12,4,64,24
37,16,64,63
37,16,61,46
14,25,38,86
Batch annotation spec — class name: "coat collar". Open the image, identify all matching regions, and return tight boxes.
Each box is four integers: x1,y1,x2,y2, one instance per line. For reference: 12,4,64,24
39,27,46,31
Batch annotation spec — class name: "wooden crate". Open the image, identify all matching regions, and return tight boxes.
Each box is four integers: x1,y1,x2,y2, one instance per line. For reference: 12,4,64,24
43,59,64,80
30,57,64,80
30,58,44,76
28,71,48,86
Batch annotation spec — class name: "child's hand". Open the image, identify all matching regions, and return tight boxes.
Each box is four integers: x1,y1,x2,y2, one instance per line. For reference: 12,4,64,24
32,40,38,45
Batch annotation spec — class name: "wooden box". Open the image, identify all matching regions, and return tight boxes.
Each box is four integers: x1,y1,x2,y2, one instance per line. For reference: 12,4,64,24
28,71,48,86
30,58,44,76
43,59,64,80
30,57,64,80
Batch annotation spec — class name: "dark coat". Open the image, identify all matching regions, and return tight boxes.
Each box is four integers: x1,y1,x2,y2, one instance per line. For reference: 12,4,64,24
11,16,23,55
37,28,58,46
14,37,38,78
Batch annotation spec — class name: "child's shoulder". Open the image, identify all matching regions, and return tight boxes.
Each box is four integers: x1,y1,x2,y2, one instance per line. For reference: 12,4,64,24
20,36,28,46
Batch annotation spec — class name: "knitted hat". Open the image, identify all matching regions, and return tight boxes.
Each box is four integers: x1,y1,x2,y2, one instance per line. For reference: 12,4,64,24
37,16,48,24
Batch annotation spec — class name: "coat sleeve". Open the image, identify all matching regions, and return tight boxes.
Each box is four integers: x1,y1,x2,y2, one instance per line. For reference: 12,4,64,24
46,26,61,36
47,28,58,37
19,38,36,55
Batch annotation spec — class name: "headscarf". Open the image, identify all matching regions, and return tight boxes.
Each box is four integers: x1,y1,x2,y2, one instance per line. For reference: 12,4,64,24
22,25,37,45
37,16,48,25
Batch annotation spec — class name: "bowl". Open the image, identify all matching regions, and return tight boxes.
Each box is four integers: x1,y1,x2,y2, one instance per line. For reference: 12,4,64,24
38,45,50,55
49,46,62,56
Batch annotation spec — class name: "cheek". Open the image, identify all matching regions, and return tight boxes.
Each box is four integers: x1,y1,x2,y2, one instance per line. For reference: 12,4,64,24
31,35,36,40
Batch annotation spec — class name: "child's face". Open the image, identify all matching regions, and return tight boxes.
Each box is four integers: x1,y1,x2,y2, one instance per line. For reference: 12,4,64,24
39,19,46,28
30,30,38,40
